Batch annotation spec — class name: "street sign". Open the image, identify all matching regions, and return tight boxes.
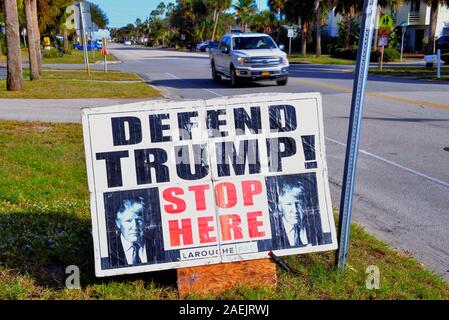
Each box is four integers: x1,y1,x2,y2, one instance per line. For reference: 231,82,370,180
287,29,294,38
82,93,338,277
181,34,186,41
378,35,388,47
400,22,408,62
379,14,393,29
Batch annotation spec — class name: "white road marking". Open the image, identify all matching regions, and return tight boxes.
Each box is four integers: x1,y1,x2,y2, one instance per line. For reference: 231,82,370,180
326,137,449,188
165,72,223,97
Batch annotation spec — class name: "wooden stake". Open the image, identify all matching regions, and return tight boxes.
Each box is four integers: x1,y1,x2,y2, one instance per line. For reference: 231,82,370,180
177,259,277,297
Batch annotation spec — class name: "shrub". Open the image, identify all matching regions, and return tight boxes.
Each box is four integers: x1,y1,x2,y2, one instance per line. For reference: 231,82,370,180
371,48,400,62
331,46,400,62
331,45,358,60
43,48,62,59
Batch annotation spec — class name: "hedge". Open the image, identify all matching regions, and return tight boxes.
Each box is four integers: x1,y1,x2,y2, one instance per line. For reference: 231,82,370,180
331,46,400,62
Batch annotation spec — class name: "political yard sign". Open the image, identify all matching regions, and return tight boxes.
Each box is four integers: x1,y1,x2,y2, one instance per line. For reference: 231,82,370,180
82,93,338,277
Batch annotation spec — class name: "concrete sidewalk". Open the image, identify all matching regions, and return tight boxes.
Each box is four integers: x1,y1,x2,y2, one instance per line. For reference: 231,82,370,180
0,98,147,123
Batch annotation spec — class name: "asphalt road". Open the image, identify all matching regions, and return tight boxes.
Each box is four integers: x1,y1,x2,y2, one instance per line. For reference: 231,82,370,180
1,44,448,281
108,45,449,282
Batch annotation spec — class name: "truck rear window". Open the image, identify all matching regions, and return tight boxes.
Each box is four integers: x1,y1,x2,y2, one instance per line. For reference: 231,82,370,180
232,36,277,50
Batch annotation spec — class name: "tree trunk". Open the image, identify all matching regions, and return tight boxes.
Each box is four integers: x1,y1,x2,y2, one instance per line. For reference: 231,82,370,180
4,0,23,91
301,21,307,56
31,0,42,75
276,9,281,44
211,10,220,41
315,1,321,57
344,13,351,49
212,10,219,41
24,0,40,81
427,0,439,54
63,29,69,53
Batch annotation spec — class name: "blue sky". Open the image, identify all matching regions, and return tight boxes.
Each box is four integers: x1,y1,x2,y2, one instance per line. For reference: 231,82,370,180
90,0,268,28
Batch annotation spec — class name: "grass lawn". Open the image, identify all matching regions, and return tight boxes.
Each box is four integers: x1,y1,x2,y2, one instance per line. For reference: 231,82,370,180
42,49,119,64
289,54,356,65
369,66,449,80
0,69,159,99
0,120,448,300
0,48,118,64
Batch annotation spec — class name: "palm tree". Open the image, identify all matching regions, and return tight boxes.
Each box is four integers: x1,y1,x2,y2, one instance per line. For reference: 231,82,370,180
24,0,39,80
334,0,363,49
209,0,232,41
4,0,23,90
268,0,287,42
250,10,276,33
315,0,323,57
285,0,315,56
422,0,449,53
233,0,258,32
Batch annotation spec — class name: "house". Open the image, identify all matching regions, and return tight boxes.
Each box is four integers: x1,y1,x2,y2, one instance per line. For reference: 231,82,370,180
323,1,449,53
395,0,449,53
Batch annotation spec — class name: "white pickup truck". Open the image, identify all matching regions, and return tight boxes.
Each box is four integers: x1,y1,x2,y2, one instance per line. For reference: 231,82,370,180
210,33,289,87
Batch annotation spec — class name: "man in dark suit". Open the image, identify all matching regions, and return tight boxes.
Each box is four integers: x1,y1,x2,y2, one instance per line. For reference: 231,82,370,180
109,198,167,267
272,182,331,249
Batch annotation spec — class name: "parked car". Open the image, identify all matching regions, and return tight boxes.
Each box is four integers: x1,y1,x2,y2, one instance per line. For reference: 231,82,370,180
209,32,289,87
94,40,103,49
196,40,219,52
436,35,449,52
73,41,95,51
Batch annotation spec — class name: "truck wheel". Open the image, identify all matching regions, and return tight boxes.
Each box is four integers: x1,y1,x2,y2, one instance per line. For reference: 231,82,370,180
277,78,288,86
230,66,241,88
211,62,221,82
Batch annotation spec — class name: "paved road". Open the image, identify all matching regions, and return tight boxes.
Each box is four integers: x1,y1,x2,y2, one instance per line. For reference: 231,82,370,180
109,45,449,281
1,44,448,281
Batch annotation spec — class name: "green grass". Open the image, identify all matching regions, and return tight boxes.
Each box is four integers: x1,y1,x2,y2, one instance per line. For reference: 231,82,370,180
42,49,119,64
0,120,448,300
38,69,140,81
0,48,118,64
289,54,356,65
369,66,449,80
0,70,159,99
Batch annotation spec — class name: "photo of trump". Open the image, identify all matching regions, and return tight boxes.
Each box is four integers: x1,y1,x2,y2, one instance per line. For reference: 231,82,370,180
266,173,332,250
103,188,175,269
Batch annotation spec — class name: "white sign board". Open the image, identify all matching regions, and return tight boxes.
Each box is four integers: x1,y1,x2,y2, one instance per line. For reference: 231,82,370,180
378,36,388,47
288,29,295,38
74,1,93,34
82,93,338,277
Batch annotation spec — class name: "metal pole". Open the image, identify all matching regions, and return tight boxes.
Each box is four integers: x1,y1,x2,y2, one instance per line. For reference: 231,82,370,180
103,37,107,73
400,27,405,63
336,0,378,272
437,49,441,79
85,32,90,75
79,1,89,74
380,45,384,70
289,36,292,57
